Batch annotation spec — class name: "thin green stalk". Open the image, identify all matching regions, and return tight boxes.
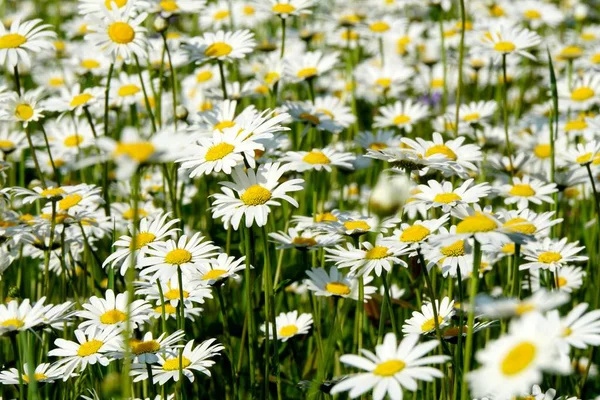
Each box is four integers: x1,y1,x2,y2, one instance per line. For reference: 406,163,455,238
161,33,178,130
510,244,521,298
134,55,158,132
24,126,46,188
9,334,24,400
438,8,447,109
156,279,167,333
453,0,466,138
501,54,515,175
177,265,186,400
216,285,237,399
243,227,256,392
279,17,286,59
39,124,59,182
218,60,228,99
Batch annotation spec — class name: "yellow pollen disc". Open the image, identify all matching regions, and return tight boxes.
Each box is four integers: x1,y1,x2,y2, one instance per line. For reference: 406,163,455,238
493,41,516,52
123,208,148,220
515,303,535,315
264,71,280,84
431,79,444,88
421,316,443,332
565,119,587,131
202,269,227,280
533,144,551,159
490,4,504,16
164,288,190,300
70,93,94,108
108,22,135,45
456,213,498,233
561,46,583,59
81,59,101,69
509,184,535,197
77,339,104,356
538,251,562,264
576,153,593,164
241,185,272,206
315,212,338,222
373,360,406,376
557,277,567,288
213,10,230,20
205,42,232,57
155,304,177,314
303,151,331,165
160,0,179,11
214,120,235,132
502,243,515,254
279,324,298,337
400,225,431,242
130,339,161,355
22,373,48,383
1,318,24,329
344,220,371,232
100,309,126,324
524,9,541,19
297,67,318,79
64,134,83,147
503,218,536,234
292,237,317,247
272,3,296,13
433,193,462,204
205,142,235,161
105,0,127,9
443,326,468,337
369,21,390,33
196,70,213,82
571,87,594,102
15,104,34,121
58,194,83,210
440,240,465,257
114,142,155,163
462,112,480,122
0,33,26,49
118,84,141,97
299,112,320,125
365,246,389,259
325,282,351,295
0,139,14,150
375,78,392,88
163,357,191,371
393,114,411,125
130,232,156,250
40,187,65,197
565,187,580,198
244,5,255,15
165,249,192,265
341,30,359,41
501,342,536,376
591,53,600,64
425,144,457,160
369,142,388,150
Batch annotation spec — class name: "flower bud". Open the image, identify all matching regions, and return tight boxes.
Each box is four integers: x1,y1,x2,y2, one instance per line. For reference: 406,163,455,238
369,173,412,218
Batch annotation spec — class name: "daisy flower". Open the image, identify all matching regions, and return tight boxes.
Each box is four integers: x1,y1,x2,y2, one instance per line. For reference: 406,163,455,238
194,252,247,284
411,179,490,213
210,162,304,230
79,0,143,15
0,297,48,336
520,237,588,272
355,130,399,152
151,0,206,16
562,139,600,167
281,148,355,172
260,310,313,342
0,127,26,156
44,84,104,115
475,23,541,62
374,99,428,132
269,227,341,250
548,303,600,354
138,275,213,308
283,50,339,83
0,19,55,68
331,333,449,400
183,30,256,64
383,215,449,254
76,289,151,334
558,73,600,110
529,266,585,293
148,303,203,321
0,363,66,385
475,289,570,318
49,326,123,379
496,209,561,238
282,101,343,133
266,0,313,18
403,297,455,335
304,267,377,301
0,90,45,127
138,233,219,281
131,339,223,385
128,330,186,364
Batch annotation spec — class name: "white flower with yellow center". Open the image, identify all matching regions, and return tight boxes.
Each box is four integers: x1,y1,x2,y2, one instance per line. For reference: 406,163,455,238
313,95,357,130
562,139,600,168
151,0,206,16
48,326,123,379
127,330,185,364
282,100,344,132
195,252,246,284
361,16,405,38
283,50,340,83
0,19,55,68
76,289,151,334
86,2,149,61
547,303,600,355
412,179,490,213
45,117,97,155
496,209,561,238
558,73,600,110
355,62,413,100
304,267,377,301
520,237,587,273
211,162,304,230
40,184,104,221
138,275,213,308
476,23,541,62
500,175,557,210
79,0,144,16
403,297,455,335
384,215,449,254
529,265,585,293
0,90,45,127
131,338,223,385
269,227,341,250
260,310,313,342
71,49,111,77
315,211,400,237
0,363,66,385
110,71,153,108
282,147,355,172
453,100,497,126
0,126,26,156
356,130,399,152
513,0,563,28
139,232,220,281
0,297,48,336
475,290,570,319
265,0,313,19
468,312,570,400
374,99,428,132
200,1,234,29
44,84,104,115
183,29,256,64
331,333,449,399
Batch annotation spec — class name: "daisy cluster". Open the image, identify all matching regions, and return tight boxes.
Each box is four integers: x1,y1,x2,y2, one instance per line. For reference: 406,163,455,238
1,0,600,399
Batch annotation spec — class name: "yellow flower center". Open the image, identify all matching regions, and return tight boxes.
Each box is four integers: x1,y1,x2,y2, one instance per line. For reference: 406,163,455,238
425,144,457,160
244,5,255,15
571,87,595,102
375,78,392,88
490,4,504,16
456,213,498,233
303,151,331,165
503,218,536,234
214,120,235,131
196,70,213,82
325,282,351,295
558,277,567,288
100,309,126,325
241,185,272,206
299,112,320,125
297,67,318,79
538,251,562,264
130,339,161,355
165,249,192,265
591,53,600,64
264,71,280,84
524,9,541,19
114,142,155,163
162,357,191,371
393,114,411,125
560,46,583,59
155,304,177,314
202,269,227,280
576,152,593,164
421,316,443,332
279,324,298,337
15,104,34,121
64,134,83,147
343,220,371,232
292,237,317,247
105,0,127,9
533,144,551,159
118,84,141,97
0,33,26,49
365,246,389,259
205,142,235,161
40,187,65,197
272,3,296,13
77,339,104,357
493,41,516,52
431,79,444,88
373,360,406,376
509,184,535,197
369,21,390,33
462,112,480,122
501,342,536,376
369,142,388,150
108,22,135,45
1,318,24,329
433,193,461,204
58,194,83,211
22,373,48,383
315,212,338,222
400,225,431,242
123,208,148,220
204,42,233,57
515,303,535,315
565,119,587,131
0,139,14,150
160,0,179,11
130,232,156,250
164,288,190,300
81,59,101,69
440,240,465,257
70,93,94,108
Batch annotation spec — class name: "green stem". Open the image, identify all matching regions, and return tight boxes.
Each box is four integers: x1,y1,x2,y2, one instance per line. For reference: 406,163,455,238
218,60,228,99
501,54,515,175
279,17,286,59
161,33,178,130
134,55,157,132
10,334,24,400
216,285,237,399
177,265,186,400
453,0,466,138
243,227,256,392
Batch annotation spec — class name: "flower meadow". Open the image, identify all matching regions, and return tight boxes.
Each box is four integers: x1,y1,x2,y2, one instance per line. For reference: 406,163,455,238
2,0,600,399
